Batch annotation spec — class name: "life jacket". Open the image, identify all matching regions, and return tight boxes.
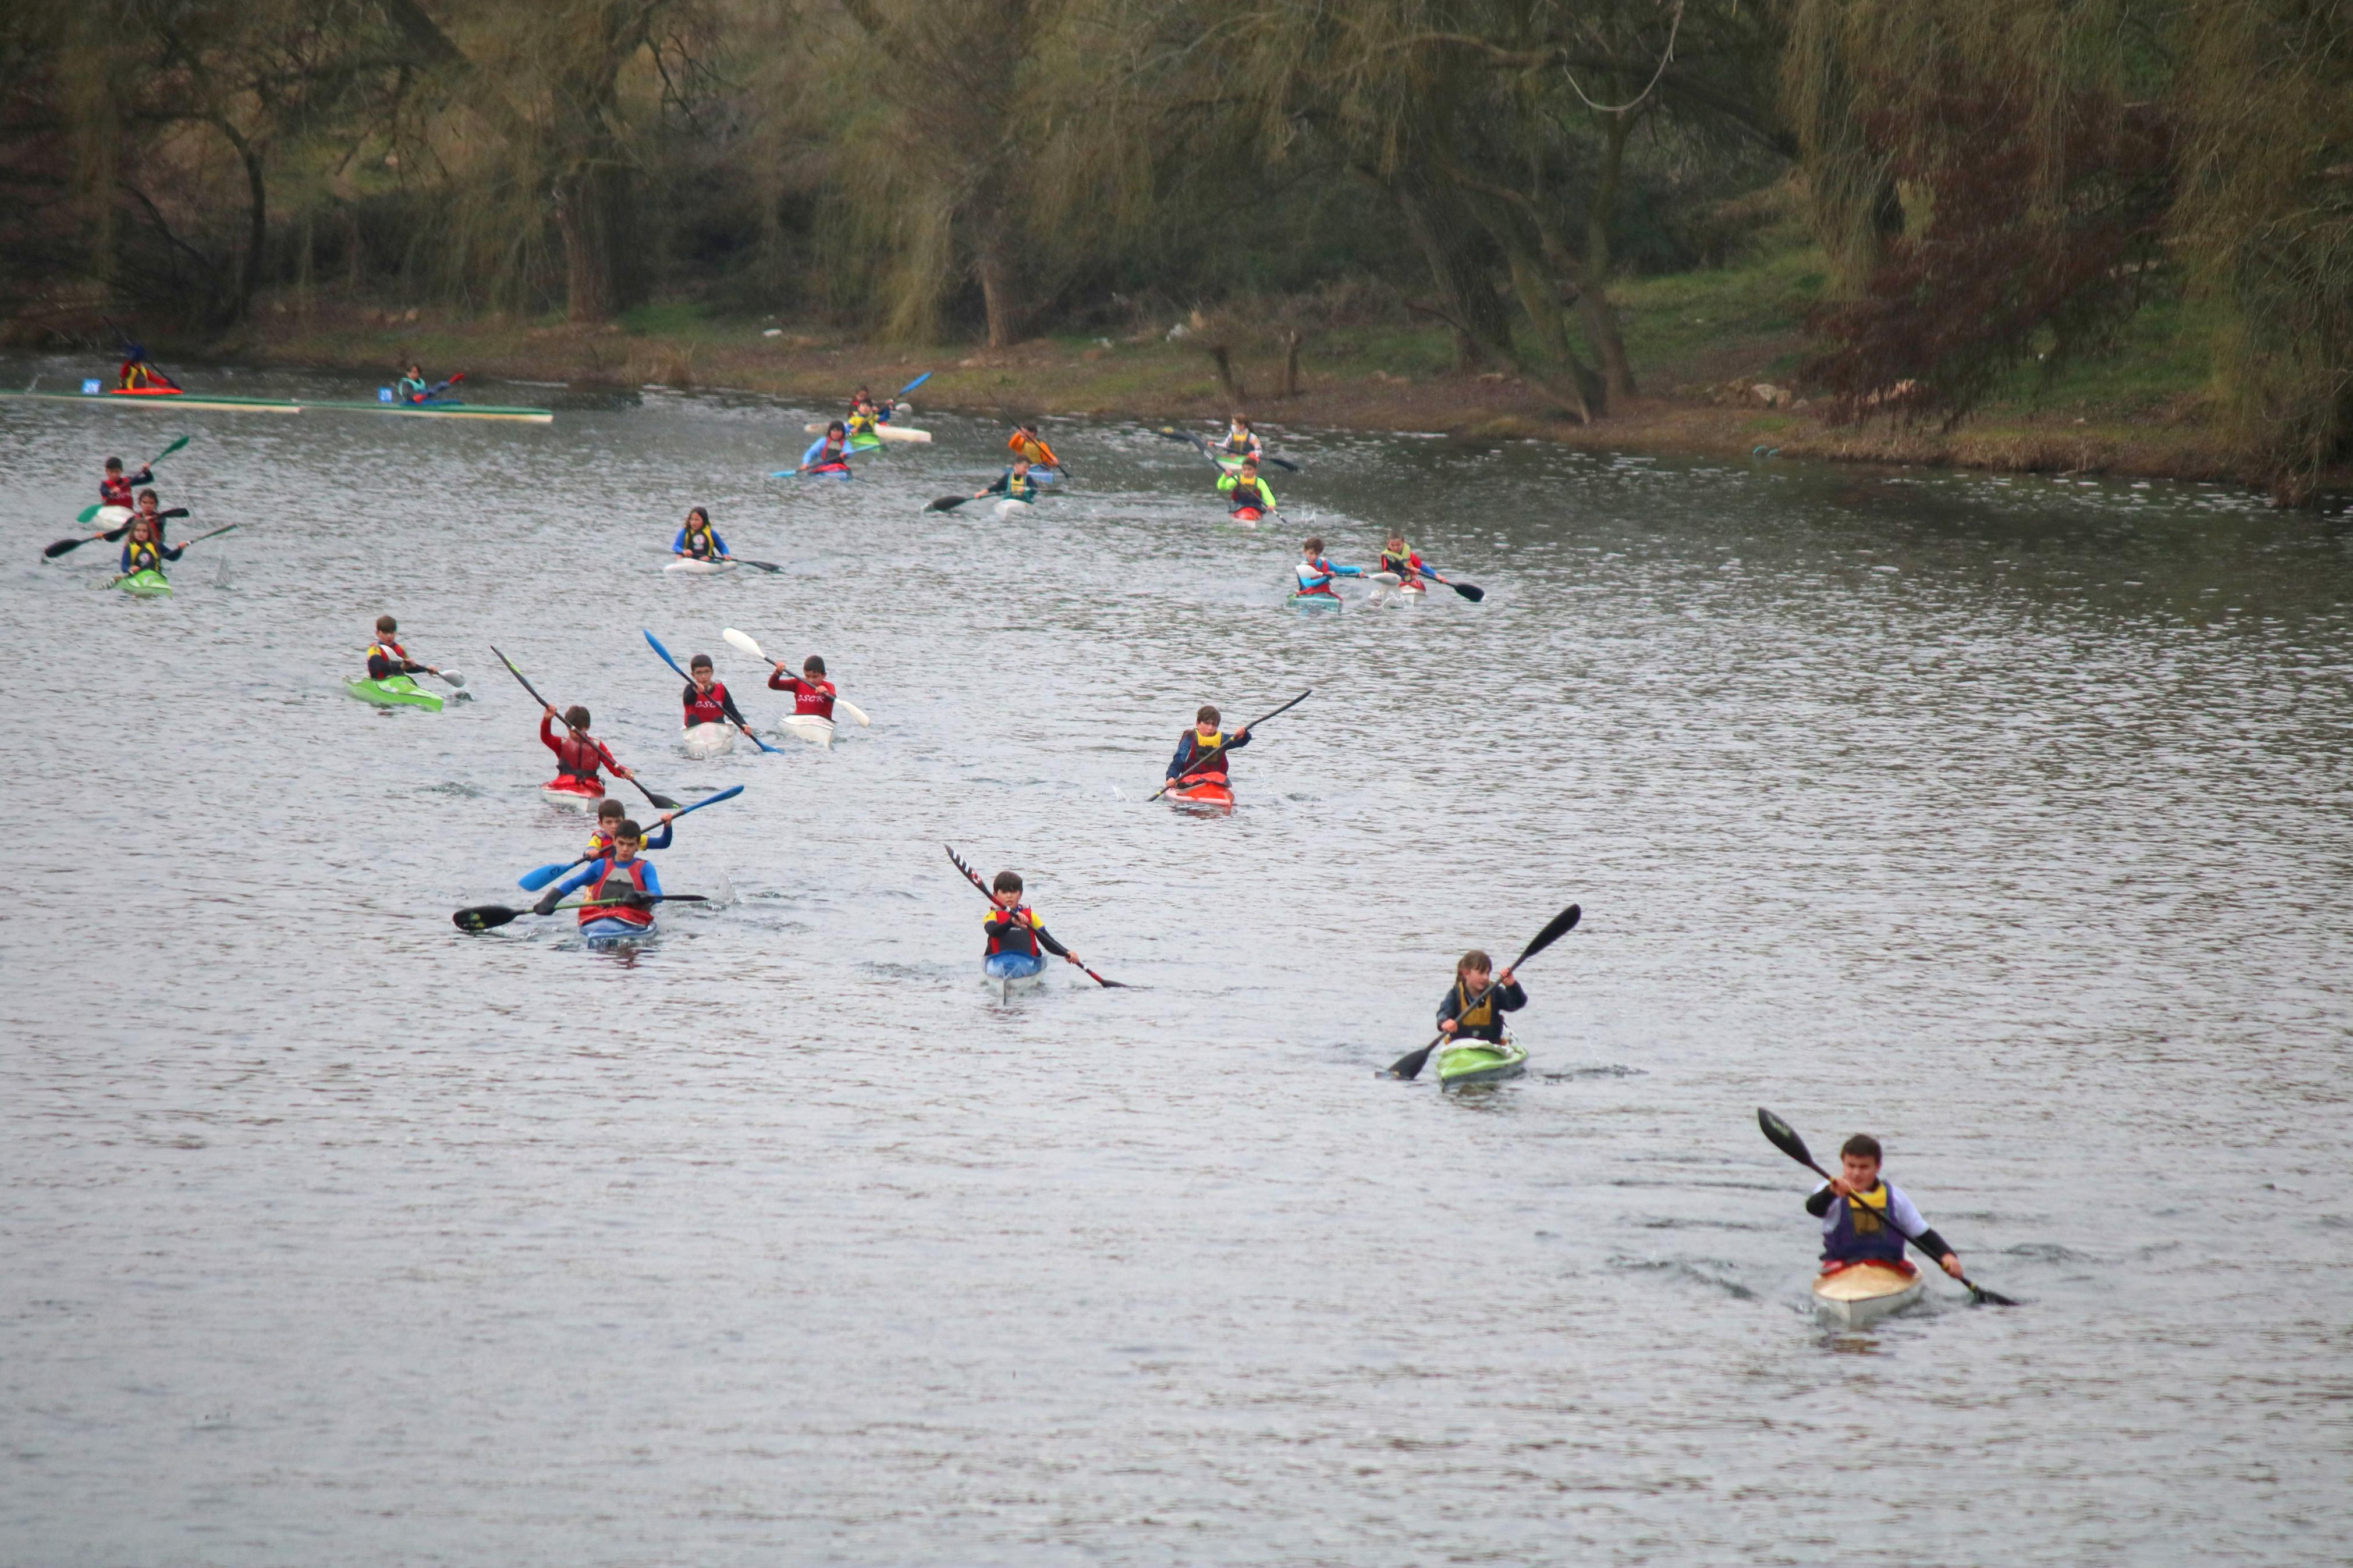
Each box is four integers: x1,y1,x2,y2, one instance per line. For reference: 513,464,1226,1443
585,827,617,858
582,857,654,929
771,672,835,719
119,360,152,390
1822,1182,1910,1264
984,904,1041,957
1381,547,1422,579
684,679,732,727
100,474,137,508
365,639,411,679
1448,977,1503,1035
1217,428,1256,457
123,539,165,573
682,525,719,560
846,409,876,436
1002,470,1037,501
1223,475,1271,513
550,725,609,785
815,437,849,465
1295,559,1340,596
1177,730,1230,780
1009,432,1057,467
398,377,428,401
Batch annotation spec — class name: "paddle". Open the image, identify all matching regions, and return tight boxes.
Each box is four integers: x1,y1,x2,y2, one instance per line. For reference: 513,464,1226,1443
1145,689,1312,802
945,844,1127,988
643,629,779,753
721,628,870,726
925,496,970,512
424,372,466,400
492,643,686,808
897,371,931,397
1151,426,1298,472
517,783,744,891
1755,1108,2020,1307
94,521,240,586
454,893,707,933
1418,565,1485,602
48,506,188,557
1382,904,1582,1080
732,557,783,573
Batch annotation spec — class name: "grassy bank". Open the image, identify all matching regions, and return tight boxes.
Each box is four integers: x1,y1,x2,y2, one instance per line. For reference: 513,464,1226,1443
204,240,2329,497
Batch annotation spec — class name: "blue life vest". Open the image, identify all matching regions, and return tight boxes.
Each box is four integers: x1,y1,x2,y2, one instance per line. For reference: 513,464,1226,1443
1823,1183,1908,1264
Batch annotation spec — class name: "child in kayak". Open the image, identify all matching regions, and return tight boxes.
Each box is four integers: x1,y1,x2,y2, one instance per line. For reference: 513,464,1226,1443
799,422,854,476
1293,537,1363,600
766,654,837,719
540,703,633,798
100,455,154,510
396,364,430,401
974,456,1041,506
1806,1134,1966,1281
1212,415,1263,463
1009,423,1062,472
984,870,1088,977
118,513,182,578
683,653,754,732
583,797,674,860
116,344,176,391
1218,457,1277,520
672,506,729,563
365,614,456,681
1437,950,1524,1046
533,819,665,936
1379,533,1429,587
1165,704,1251,786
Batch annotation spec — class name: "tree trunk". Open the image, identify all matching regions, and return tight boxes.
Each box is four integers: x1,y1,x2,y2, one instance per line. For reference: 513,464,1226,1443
1577,112,1637,401
976,233,1020,349
1393,182,1511,371
556,157,633,324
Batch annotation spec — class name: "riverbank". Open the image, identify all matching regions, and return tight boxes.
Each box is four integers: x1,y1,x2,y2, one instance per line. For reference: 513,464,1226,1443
196,246,2338,500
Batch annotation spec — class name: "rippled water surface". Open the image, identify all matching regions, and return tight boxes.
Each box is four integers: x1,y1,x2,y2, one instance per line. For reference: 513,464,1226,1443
3,361,2348,1565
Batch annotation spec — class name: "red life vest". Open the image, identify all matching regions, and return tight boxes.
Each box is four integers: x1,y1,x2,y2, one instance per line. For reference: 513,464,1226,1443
100,474,137,507
1178,730,1231,781
684,680,732,727
984,904,1040,957
770,671,836,719
583,857,654,929
543,716,611,785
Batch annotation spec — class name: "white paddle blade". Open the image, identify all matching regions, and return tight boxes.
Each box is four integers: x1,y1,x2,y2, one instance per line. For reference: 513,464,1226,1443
837,699,871,727
722,628,765,661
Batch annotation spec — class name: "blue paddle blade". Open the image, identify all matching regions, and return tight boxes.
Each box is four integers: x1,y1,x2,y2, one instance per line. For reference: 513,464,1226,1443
643,628,689,681
899,371,931,394
517,861,572,892
677,784,746,814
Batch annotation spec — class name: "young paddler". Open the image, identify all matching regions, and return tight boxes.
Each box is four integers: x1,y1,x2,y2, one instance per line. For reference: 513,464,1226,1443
364,614,457,682
1436,949,1525,1045
983,870,1088,977
532,817,665,938
798,421,854,476
117,513,182,579
1807,1133,1966,1281
1008,423,1062,474
1379,532,1429,589
100,455,153,512
115,344,176,391
682,652,754,733
1218,456,1277,521
1293,536,1364,600
540,702,634,798
582,795,675,861
1165,705,1251,789
671,506,731,564
1212,415,1264,464
974,456,1042,507
766,654,837,720
396,364,430,401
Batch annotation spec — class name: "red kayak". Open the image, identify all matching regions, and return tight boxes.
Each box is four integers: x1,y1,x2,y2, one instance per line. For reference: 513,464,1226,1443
1229,506,1262,527
1165,776,1235,811
540,777,605,809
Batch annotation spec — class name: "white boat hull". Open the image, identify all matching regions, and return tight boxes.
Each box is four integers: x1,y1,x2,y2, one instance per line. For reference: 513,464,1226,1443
779,713,836,748
1811,1261,1926,1327
682,722,736,758
665,558,729,575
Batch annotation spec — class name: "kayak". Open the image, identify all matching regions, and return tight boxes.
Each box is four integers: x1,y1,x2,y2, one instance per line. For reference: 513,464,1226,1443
985,950,1046,999
1436,1034,1527,1087
347,396,555,424
117,568,172,599
0,387,303,414
779,714,836,749
579,915,654,944
1229,506,1263,528
875,425,930,444
1164,776,1234,811
1287,590,1343,611
345,674,443,711
806,464,854,482
682,722,736,758
992,498,1034,521
801,424,891,451
665,558,730,575
1811,1258,1925,1328
541,778,606,809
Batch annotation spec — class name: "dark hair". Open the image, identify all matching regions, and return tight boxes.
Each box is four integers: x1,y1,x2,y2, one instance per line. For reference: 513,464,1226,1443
690,653,714,671
1841,1134,1883,1162
1303,536,1324,554
803,655,825,675
1197,705,1220,725
615,819,644,843
686,507,710,528
137,489,157,503
375,614,398,633
1457,949,1493,975
564,704,591,730
597,798,625,820
992,870,1023,894
105,457,124,471
828,420,846,435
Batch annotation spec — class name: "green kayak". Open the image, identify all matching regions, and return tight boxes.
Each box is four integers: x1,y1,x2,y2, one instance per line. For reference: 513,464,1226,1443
1436,1037,1527,1087
118,568,172,598
345,674,444,712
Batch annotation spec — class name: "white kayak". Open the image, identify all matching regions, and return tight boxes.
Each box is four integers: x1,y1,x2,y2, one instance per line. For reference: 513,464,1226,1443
991,498,1034,521
779,713,836,749
1811,1260,1926,1328
801,422,931,443
94,504,132,529
541,783,603,810
682,722,736,758
665,558,730,576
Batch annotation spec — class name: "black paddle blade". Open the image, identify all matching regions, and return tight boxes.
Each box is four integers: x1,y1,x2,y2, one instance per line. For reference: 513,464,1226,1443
1383,1034,1444,1082
1756,1107,1814,1168
1449,581,1486,602
43,536,84,558
926,496,968,511
453,904,524,932
642,790,682,810
1964,1279,2021,1307
1514,903,1582,967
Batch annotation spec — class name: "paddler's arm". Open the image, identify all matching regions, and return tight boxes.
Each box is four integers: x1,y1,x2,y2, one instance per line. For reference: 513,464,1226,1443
1032,923,1080,965
641,813,675,851
975,470,1011,499
1888,1188,1965,1278
1166,734,1197,779
534,858,606,912
1436,985,1464,1034
1493,976,1525,1011
670,528,691,555
718,688,753,728
1804,1185,1837,1217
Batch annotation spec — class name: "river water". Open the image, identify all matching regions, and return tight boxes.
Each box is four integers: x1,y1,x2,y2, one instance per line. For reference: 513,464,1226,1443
2,361,2347,1565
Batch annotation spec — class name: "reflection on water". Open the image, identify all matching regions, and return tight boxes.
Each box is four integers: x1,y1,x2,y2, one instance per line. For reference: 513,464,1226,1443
2,360,2348,1564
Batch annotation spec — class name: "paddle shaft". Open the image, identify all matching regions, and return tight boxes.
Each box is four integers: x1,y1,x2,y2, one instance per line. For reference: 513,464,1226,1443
494,644,680,805
1146,689,1311,801
945,846,1123,987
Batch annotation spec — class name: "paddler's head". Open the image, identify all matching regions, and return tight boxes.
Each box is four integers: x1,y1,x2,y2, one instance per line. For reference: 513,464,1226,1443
408,363,423,377
1230,414,1249,431
1238,456,1259,478
991,870,1023,911
1195,703,1220,738
827,420,847,439
803,655,825,679
564,704,592,731
611,820,645,861
105,457,125,474
1300,536,1323,559
1386,534,1405,552
597,798,626,829
136,489,158,514
1457,948,1493,987
689,652,716,691
376,614,398,638
685,506,711,536
128,515,155,542
1011,457,1031,475
1839,1134,1883,1192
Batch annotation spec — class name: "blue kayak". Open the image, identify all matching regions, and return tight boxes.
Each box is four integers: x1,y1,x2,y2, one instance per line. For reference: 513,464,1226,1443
985,951,1045,982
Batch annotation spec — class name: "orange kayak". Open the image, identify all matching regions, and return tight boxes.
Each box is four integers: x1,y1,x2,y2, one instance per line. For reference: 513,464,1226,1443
1165,777,1234,810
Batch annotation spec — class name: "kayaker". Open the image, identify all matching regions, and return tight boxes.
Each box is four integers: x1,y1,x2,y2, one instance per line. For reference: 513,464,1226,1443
117,514,182,578
1218,457,1277,520
1165,705,1251,785
1436,950,1525,1044
1009,424,1061,471
851,385,897,423
765,653,837,720
683,652,754,732
975,456,1041,506
127,488,176,545
846,396,881,440
364,614,436,680
532,819,665,936
985,870,1087,975
799,422,854,476
1293,536,1364,601
1379,532,1429,585
1212,415,1264,463
672,506,730,564
396,364,430,401
116,344,176,392
540,703,634,796
1806,1134,1966,1281
99,456,153,510
584,797,673,860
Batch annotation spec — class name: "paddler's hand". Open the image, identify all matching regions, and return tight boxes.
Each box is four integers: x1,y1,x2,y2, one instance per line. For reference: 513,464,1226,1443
1826,1175,1858,1199
1939,1253,1964,1279
1496,966,1515,987
532,890,561,916
1438,1019,1458,1035
613,765,634,779
1233,727,1249,741
658,812,676,826
544,702,560,721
